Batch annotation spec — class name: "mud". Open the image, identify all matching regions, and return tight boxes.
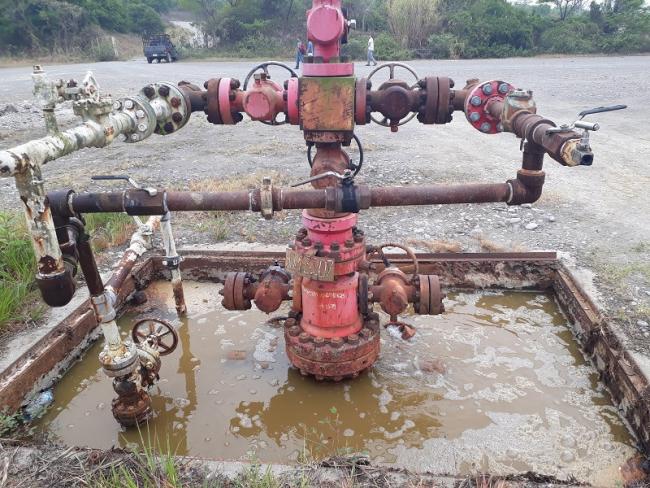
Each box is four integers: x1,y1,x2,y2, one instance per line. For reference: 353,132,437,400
35,281,637,486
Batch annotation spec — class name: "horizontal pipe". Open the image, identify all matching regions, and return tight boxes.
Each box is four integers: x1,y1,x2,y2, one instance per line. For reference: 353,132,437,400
54,182,513,217
167,191,252,212
370,183,511,207
0,113,134,177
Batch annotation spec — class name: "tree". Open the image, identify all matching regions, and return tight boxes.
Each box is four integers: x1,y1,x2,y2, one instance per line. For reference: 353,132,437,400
538,0,585,20
387,0,438,48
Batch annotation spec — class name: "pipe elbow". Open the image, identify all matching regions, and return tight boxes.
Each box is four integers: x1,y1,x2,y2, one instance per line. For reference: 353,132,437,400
36,267,76,307
507,169,545,205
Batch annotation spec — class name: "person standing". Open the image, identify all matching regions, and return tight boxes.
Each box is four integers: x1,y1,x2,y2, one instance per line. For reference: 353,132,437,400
307,40,314,57
366,35,377,66
295,39,306,69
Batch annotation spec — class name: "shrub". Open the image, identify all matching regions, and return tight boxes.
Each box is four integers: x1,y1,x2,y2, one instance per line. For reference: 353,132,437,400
374,32,412,61
341,37,367,60
539,18,600,54
427,33,465,59
89,39,118,62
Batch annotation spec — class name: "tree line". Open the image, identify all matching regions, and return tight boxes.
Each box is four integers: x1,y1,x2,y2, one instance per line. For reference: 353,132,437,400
178,0,650,58
0,0,174,56
0,0,648,59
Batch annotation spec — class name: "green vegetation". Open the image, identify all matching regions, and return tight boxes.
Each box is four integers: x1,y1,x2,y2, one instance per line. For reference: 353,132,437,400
0,409,22,437
89,431,184,488
0,212,40,329
0,0,173,57
177,0,649,60
84,212,136,251
0,210,134,330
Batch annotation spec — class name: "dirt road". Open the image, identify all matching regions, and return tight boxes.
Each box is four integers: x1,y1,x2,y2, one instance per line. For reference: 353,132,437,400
1,55,649,349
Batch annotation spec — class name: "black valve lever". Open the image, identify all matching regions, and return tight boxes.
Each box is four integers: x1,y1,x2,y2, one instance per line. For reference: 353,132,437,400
91,175,131,181
91,175,157,196
578,104,627,119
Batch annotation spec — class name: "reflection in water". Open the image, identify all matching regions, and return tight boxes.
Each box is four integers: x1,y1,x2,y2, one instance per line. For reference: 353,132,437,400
36,282,637,485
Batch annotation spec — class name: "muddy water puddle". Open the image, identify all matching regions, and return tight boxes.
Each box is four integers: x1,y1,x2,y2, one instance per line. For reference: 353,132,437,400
36,282,636,484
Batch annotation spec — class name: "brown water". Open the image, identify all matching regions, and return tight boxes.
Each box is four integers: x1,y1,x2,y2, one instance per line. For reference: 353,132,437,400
36,282,637,485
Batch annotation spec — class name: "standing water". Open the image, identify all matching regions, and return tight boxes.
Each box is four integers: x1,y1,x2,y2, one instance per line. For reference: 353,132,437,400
36,281,637,485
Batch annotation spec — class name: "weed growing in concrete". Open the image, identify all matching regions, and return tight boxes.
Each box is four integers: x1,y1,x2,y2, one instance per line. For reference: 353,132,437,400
234,461,281,488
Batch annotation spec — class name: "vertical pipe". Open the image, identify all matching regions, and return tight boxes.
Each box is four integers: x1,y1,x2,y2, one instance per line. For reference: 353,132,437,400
160,212,187,315
32,65,59,135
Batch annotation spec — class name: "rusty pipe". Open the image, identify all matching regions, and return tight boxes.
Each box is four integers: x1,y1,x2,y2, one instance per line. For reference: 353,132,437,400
369,183,511,207
51,182,515,218
105,216,158,297
486,99,590,167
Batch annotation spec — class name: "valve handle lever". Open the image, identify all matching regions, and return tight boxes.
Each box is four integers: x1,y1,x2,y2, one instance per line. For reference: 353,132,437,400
547,103,627,135
291,170,354,188
578,104,627,120
91,174,157,196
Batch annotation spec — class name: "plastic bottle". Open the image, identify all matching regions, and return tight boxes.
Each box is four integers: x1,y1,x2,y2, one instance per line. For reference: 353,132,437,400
22,389,54,421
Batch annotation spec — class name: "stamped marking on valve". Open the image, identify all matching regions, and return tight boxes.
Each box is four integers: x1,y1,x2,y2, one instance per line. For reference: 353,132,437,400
286,249,335,281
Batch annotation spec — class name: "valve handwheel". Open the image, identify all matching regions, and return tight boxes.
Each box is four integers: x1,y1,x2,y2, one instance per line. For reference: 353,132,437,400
367,62,420,128
242,61,298,90
242,62,298,126
131,318,179,356
369,243,420,275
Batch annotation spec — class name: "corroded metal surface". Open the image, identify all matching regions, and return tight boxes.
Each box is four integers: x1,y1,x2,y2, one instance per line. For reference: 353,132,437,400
553,268,650,453
284,316,380,381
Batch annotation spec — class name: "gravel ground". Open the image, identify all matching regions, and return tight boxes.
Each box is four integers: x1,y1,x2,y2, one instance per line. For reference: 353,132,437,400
0,56,649,355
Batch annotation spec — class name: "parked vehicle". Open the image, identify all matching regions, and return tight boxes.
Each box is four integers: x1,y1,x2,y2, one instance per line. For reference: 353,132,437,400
144,34,179,64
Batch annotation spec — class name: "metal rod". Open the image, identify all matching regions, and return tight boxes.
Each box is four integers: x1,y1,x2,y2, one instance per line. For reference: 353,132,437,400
160,212,187,316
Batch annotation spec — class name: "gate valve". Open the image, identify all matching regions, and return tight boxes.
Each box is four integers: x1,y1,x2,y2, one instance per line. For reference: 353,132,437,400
370,267,414,321
367,63,421,132
546,104,626,167
242,62,298,125
221,266,291,313
253,265,292,314
242,73,286,124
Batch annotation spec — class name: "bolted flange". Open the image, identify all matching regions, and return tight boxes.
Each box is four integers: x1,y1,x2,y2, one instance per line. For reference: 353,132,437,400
284,315,380,381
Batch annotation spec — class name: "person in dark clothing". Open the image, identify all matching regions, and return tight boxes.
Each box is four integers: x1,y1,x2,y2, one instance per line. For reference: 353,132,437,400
295,39,306,69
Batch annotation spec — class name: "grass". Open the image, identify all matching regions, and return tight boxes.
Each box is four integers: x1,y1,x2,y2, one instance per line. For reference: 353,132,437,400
406,238,462,253
0,211,42,329
234,462,281,488
89,428,185,488
84,212,135,251
0,210,135,330
187,171,290,242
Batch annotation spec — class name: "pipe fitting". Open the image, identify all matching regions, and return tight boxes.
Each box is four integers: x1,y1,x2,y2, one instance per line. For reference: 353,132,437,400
507,169,546,205
36,268,76,307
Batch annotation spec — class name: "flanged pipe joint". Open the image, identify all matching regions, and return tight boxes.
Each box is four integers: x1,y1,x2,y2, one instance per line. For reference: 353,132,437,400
369,267,445,322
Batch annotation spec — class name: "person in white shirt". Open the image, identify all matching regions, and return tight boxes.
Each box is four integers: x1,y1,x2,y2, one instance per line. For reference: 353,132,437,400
366,36,377,66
